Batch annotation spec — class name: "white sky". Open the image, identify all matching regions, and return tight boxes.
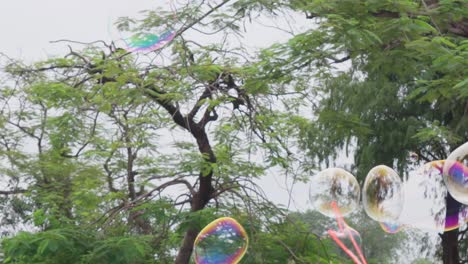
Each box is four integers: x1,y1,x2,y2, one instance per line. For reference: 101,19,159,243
1,0,158,60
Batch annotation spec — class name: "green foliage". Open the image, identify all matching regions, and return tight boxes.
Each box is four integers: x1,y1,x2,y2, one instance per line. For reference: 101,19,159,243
2,229,92,264
259,0,468,179
2,229,154,264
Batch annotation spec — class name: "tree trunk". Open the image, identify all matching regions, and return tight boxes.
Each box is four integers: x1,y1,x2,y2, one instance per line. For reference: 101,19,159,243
175,128,215,264
441,193,461,264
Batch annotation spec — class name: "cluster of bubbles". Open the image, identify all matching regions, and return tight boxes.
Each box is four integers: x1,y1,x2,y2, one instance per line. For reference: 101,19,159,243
188,142,467,263
193,217,249,264
309,141,468,234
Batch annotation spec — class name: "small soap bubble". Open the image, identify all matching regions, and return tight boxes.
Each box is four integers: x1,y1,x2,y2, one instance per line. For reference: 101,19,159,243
194,217,248,264
443,142,468,205
363,165,404,222
309,168,360,217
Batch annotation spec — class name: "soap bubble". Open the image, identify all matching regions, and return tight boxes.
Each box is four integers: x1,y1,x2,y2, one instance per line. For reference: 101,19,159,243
309,168,360,217
445,205,468,232
124,30,176,52
390,160,468,233
363,165,404,222
398,161,447,232
194,217,248,264
443,142,468,205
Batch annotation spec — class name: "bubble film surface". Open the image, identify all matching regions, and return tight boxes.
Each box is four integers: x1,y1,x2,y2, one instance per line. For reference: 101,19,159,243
443,142,468,205
309,168,360,217
399,161,447,232
194,217,248,264
363,165,404,222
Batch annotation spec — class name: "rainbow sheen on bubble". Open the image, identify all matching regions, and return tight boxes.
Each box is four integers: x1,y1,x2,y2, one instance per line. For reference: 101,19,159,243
309,168,360,217
379,222,404,234
363,165,404,222
443,142,468,205
124,30,176,52
445,205,468,232
194,217,248,264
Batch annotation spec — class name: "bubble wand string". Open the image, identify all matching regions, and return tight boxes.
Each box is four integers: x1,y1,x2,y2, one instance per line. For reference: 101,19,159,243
328,201,368,264
328,230,362,264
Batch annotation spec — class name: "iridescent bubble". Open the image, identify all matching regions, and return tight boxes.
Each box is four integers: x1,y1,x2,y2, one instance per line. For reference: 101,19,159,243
124,30,176,52
309,168,360,217
363,165,404,222
443,142,468,205
194,217,248,264
398,161,447,232
445,205,468,232
398,160,468,233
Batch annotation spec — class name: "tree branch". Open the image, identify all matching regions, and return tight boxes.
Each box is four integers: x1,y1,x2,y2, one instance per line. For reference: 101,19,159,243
0,189,27,195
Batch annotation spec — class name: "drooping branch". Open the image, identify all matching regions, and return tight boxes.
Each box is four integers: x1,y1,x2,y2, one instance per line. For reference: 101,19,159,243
305,4,468,38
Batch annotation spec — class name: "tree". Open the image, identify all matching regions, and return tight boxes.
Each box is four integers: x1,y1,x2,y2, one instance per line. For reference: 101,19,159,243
245,0,467,263
0,1,321,263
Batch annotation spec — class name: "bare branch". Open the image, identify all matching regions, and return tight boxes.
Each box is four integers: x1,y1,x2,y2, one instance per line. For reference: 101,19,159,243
0,189,27,195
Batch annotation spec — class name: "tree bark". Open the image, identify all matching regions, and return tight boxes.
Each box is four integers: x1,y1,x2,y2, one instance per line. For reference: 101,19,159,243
441,193,461,264
175,127,215,264
145,79,218,264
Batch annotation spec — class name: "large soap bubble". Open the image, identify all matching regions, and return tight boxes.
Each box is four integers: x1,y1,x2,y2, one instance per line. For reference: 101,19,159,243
363,165,404,222
309,168,360,217
193,217,248,264
398,160,447,232
443,142,468,205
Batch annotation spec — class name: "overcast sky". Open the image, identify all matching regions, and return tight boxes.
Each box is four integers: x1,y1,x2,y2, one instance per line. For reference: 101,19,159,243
1,0,157,60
